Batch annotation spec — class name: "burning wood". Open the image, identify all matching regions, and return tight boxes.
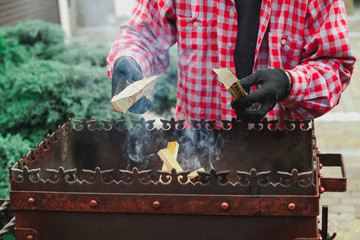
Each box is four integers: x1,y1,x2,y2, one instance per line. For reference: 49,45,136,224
213,66,247,100
161,142,179,171
158,141,204,181
111,76,158,113
158,148,183,173
188,168,205,180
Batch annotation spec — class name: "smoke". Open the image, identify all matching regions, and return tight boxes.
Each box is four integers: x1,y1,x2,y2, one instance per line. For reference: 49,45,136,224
121,126,225,172
176,129,225,171
121,127,167,169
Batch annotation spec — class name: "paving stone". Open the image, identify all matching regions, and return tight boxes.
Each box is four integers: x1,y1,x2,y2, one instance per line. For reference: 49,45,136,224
325,214,360,239
330,205,356,214
320,197,342,206
342,198,360,206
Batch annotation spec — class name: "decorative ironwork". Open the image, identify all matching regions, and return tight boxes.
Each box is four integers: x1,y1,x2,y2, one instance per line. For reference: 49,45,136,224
10,166,315,192
82,167,114,184
46,167,77,184
219,118,311,131
158,169,190,184
237,168,313,188
285,118,311,131
160,118,185,130
73,118,97,131
277,169,314,188
191,119,216,130
237,169,272,187
197,169,230,185
131,119,156,131
109,119,127,131
119,168,152,184
10,167,40,183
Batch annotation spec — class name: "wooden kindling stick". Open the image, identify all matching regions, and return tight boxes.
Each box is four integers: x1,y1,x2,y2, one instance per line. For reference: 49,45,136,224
111,76,158,113
157,141,204,182
213,65,247,100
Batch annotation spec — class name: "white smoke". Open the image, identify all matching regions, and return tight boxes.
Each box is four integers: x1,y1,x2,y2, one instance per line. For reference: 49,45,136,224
122,127,225,171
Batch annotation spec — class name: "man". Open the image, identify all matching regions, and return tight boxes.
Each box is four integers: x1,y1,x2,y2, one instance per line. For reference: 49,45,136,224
107,0,355,126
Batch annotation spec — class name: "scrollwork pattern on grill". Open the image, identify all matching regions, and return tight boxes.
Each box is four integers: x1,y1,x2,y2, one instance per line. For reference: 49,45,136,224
236,168,314,188
82,168,114,184
191,119,216,130
197,169,230,185
119,168,152,184
132,119,156,131
277,169,314,188
158,169,190,184
237,169,272,187
45,167,77,184
10,167,40,183
10,166,314,191
10,167,317,195
160,118,185,130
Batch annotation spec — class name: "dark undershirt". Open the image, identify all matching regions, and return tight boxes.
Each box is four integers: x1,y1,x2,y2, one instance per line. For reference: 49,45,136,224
234,0,262,85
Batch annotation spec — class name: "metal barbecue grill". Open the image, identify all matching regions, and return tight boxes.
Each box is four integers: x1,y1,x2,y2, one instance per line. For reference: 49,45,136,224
7,118,346,240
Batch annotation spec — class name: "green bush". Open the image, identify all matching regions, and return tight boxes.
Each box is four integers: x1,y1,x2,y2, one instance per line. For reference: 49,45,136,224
52,42,109,67
0,59,120,142
0,19,64,46
0,20,131,201
0,20,64,72
0,134,32,198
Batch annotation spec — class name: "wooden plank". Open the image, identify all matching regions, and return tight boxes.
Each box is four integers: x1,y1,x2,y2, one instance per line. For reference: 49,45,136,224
111,76,158,113
159,142,204,181
161,162,171,172
162,142,179,171
188,168,205,180
157,149,183,173
167,142,179,160
213,67,247,100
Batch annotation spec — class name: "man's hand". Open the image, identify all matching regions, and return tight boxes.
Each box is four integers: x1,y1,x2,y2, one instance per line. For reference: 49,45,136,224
112,56,152,114
231,68,292,122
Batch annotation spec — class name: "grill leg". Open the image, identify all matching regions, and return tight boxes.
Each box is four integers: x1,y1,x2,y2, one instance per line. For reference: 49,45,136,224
322,205,328,240
321,205,337,240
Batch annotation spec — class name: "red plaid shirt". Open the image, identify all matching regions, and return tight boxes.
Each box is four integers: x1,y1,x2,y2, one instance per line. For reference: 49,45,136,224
107,0,355,125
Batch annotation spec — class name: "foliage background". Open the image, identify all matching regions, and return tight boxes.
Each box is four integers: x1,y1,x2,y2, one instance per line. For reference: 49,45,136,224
0,20,178,201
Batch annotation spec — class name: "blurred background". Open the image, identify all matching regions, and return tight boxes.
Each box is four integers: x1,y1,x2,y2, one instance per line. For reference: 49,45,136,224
0,0,359,239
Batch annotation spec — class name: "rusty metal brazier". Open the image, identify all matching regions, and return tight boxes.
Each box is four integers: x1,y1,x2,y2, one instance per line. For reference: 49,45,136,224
9,118,346,240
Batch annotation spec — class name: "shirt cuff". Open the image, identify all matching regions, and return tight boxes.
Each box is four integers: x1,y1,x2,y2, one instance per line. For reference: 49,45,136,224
278,69,307,108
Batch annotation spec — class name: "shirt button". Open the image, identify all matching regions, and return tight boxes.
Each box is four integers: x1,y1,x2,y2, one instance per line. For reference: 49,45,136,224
228,43,232,48
230,13,235,18
194,22,199,27
281,39,287,45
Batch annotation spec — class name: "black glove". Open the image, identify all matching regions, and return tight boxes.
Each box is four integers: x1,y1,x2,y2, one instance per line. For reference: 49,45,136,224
112,56,152,114
231,68,291,123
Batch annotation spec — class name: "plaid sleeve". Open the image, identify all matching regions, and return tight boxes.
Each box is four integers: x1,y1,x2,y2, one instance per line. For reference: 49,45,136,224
106,0,177,78
279,0,356,119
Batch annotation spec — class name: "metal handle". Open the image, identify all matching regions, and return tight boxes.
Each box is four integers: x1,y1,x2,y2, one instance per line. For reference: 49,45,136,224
318,154,346,192
0,200,15,239
0,217,15,238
